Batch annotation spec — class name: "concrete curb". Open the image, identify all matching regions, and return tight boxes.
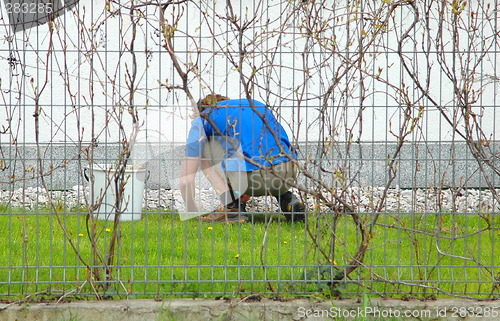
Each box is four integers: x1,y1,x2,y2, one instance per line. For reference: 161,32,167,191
1,298,499,321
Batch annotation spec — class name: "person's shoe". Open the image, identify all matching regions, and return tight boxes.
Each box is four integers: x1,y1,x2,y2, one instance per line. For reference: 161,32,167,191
199,199,248,223
199,211,249,223
277,191,306,222
239,194,251,203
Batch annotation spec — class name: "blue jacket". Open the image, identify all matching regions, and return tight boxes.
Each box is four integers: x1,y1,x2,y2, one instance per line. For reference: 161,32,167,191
185,99,295,171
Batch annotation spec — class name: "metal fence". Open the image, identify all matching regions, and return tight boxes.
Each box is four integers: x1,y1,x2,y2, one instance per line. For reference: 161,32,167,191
0,0,499,300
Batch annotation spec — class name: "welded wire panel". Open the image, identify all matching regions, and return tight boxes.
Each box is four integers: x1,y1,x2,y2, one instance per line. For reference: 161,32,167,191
0,0,499,299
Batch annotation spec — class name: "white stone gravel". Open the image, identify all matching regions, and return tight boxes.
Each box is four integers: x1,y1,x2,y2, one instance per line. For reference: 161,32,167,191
1,186,500,214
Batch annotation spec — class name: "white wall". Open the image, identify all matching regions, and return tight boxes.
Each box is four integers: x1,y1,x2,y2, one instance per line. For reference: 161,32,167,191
1,0,498,149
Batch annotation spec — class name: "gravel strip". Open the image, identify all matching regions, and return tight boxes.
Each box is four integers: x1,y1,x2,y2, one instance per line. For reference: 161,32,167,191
1,186,499,214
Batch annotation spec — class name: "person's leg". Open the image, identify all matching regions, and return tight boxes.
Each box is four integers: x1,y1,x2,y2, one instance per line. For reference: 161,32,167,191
245,161,305,222
201,138,231,195
267,161,306,222
199,139,248,223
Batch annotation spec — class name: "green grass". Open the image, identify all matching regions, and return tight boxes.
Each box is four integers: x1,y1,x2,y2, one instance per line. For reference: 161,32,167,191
0,207,499,300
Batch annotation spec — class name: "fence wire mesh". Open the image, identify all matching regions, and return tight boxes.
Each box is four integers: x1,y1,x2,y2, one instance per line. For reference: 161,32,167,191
0,0,499,300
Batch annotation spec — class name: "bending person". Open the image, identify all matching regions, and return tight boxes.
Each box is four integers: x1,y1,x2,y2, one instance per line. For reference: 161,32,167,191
180,94,305,223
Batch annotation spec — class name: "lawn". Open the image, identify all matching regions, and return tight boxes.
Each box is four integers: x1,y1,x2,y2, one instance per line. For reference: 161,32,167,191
0,207,498,300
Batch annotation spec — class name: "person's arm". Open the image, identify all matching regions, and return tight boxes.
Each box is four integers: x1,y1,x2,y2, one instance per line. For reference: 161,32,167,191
200,158,230,197
180,155,233,213
179,157,200,213
181,117,207,213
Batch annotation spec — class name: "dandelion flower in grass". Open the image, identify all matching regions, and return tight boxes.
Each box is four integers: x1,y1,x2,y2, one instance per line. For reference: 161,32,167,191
78,233,84,237
283,240,288,244
105,228,111,232
208,226,213,230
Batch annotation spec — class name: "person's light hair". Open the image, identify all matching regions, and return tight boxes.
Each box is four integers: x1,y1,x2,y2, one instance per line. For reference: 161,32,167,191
197,94,228,113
